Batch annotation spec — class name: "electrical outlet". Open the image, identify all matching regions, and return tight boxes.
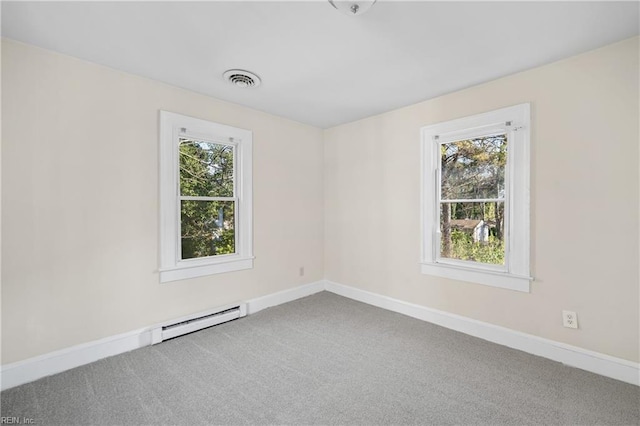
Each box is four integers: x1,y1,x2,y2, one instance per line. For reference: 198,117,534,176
299,266,305,277
562,310,578,329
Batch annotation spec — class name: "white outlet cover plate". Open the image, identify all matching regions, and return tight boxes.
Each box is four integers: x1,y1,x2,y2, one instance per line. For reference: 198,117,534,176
562,310,578,329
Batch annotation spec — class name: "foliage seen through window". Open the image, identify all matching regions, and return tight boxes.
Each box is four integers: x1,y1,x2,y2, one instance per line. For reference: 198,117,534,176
179,139,235,260
439,135,506,265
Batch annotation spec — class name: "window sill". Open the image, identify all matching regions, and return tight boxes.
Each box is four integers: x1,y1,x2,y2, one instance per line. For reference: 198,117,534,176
420,262,531,292
160,256,254,283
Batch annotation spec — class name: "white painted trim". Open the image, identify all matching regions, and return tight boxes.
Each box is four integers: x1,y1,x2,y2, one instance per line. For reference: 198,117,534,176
1,328,153,391
160,257,253,283
159,111,254,283
420,262,531,292
245,280,325,315
420,103,531,292
3,280,636,391
324,280,639,386
1,281,325,390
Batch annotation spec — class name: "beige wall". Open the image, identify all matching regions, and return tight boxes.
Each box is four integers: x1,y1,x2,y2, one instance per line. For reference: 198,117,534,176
1,39,325,363
324,37,639,362
2,36,639,366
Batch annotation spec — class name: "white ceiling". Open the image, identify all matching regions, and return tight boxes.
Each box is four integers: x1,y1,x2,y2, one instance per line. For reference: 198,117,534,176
2,1,638,128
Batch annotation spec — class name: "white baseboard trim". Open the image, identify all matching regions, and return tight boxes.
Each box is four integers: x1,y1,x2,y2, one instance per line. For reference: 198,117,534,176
1,280,325,391
3,279,637,391
246,280,325,315
324,280,639,386
1,328,152,391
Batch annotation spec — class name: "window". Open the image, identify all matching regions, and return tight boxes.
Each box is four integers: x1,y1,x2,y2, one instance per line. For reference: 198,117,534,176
159,111,253,282
420,104,531,292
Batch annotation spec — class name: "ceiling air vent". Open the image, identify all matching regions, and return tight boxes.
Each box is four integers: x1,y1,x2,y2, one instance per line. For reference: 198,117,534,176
223,69,261,88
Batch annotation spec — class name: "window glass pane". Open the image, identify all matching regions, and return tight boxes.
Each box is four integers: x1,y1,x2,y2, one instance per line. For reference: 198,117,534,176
441,134,507,200
181,200,235,259
179,138,234,197
439,201,505,265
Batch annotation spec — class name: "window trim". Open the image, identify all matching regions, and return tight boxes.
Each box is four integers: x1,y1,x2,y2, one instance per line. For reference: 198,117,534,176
420,104,532,292
159,111,253,283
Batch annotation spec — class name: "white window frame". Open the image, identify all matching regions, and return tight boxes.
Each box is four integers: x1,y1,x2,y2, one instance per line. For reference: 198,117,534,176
420,103,532,292
159,111,253,283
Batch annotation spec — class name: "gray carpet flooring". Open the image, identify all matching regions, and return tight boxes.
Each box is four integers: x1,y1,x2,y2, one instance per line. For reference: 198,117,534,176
1,292,639,425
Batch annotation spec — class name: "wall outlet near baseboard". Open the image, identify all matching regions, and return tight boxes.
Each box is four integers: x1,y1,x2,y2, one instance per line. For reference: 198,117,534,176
562,310,578,329
299,266,305,277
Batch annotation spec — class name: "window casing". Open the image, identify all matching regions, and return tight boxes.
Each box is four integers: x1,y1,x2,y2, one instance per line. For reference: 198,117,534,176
159,111,253,283
420,104,531,292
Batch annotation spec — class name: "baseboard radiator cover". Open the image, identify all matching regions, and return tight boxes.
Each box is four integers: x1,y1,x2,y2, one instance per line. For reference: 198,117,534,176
151,303,247,344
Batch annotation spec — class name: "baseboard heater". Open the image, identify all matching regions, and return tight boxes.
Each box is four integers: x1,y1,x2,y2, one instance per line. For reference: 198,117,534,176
151,303,247,344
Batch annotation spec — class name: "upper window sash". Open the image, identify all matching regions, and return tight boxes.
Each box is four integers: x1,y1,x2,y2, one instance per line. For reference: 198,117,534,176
437,136,508,202
435,124,508,145
178,135,238,199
